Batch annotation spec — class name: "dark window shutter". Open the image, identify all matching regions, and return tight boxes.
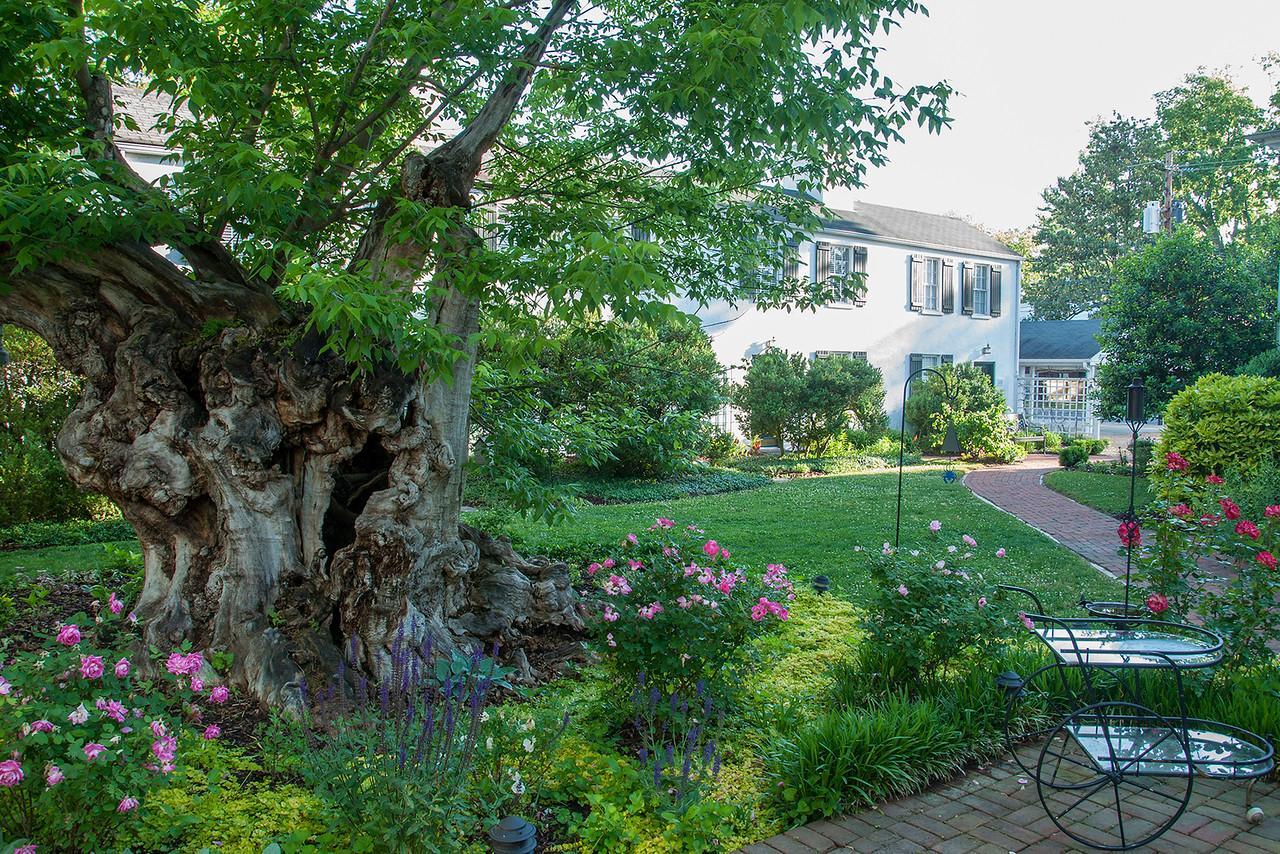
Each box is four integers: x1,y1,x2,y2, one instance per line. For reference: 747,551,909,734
815,242,831,283
909,255,923,310
783,241,800,281
941,260,955,314
989,266,1002,316
852,247,868,274
961,262,974,315
909,353,923,385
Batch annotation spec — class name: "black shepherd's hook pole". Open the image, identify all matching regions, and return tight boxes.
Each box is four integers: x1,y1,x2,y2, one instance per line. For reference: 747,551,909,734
895,367,959,548
1122,378,1147,613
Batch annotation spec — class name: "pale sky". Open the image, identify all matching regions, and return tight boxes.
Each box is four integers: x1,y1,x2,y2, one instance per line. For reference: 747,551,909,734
825,0,1280,231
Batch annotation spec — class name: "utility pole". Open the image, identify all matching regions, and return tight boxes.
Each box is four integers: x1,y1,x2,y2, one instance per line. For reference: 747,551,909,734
1162,150,1176,235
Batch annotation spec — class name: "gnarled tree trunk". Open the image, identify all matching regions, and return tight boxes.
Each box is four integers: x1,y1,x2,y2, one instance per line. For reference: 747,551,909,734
0,236,581,708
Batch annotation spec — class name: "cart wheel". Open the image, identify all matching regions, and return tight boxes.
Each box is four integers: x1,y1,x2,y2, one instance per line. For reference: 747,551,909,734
1036,701,1193,851
1004,662,1084,777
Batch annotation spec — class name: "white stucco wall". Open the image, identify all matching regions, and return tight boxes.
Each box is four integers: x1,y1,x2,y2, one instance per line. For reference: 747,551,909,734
688,231,1022,432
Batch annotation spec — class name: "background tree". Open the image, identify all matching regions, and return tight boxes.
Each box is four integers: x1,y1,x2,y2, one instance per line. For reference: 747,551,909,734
1023,114,1164,319
732,348,806,451
903,364,1021,462
0,0,948,704
1023,70,1279,320
1095,230,1276,416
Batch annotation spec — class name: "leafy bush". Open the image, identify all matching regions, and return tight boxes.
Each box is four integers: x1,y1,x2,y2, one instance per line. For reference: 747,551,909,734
1058,444,1090,469
859,527,1009,683
903,364,1023,462
1065,436,1107,455
697,427,745,465
270,636,562,850
724,446,921,479
1139,461,1280,667
0,589,234,850
0,518,135,550
1153,373,1280,495
1042,431,1063,452
1239,347,1280,378
568,468,769,505
732,348,885,454
583,522,794,697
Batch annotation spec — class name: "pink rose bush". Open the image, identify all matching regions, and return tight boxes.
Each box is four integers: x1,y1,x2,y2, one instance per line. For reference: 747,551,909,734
0,589,233,850
586,521,795,693
861,524,1008,682
1137,462,1280,665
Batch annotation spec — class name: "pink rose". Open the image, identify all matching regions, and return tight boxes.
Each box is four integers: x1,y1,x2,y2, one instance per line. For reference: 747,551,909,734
928,520,942,533
15,846,37,854
1168,504,1193,519
83,742,107,761
602,604,619,623
1019,612,1035,631
55,624,81,646
29,720,55,734
202,725,221,740
1220,498,1241,520
896,584,909,597
977,597,987,608
606,632,616,648
962,534,977,547
995,548,1006,558
626,533,638,545
1257,551,1277,571
114,658,130,678
0,759,23,787
587,562,601,576
45,764,64,787
1235,520,1260,540
702,540,720,558
108,592,124,615
79,655,105,680
209,685,230,705
1146,592,1169,614
1206,474,1224,485
118,795,139,812
68,703,89,725
190,677,204,693
1117,520,1141,547
165,652,203,677
1164,451,1189,472
1200,513,1220,528
1265,505,1280,519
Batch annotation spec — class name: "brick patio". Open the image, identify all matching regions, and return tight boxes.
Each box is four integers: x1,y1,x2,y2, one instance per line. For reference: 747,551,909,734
745,747,1279,853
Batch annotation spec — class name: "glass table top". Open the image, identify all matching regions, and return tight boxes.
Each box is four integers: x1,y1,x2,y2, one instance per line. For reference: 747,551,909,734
1036,627,1222,668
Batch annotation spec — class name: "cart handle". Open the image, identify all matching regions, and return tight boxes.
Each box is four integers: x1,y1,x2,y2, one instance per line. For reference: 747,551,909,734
997,584,1046,615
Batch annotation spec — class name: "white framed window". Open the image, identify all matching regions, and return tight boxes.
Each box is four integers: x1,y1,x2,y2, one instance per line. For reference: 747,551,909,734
973,264,991,316
830,245,849,277
924,258,941,312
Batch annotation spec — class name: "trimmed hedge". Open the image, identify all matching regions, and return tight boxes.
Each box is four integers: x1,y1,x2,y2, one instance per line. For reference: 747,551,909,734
1153,373,1280,494
0,518,136,550
567,468,769,504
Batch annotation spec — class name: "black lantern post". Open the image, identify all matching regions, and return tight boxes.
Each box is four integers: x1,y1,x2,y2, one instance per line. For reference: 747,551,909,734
1121,378,1147,614
894,367,960,548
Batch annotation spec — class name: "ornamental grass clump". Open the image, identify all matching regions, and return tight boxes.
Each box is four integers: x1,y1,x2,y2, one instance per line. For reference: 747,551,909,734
0,590,232,851
859,525,1009,683
585,519,795,697
279,633,564,849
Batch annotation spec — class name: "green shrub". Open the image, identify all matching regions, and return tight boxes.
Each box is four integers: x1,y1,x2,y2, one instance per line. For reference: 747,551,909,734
903,365,1023,462
859,529,1009,684
583,522,793,697
1058,444,1090,469
570,468,768,504
1153,373,1280,495
1042,431,1063,452
732,348,886,455
1239,347,1280,378
0,517,134,549
697,427,744,465
1064,435,1107,455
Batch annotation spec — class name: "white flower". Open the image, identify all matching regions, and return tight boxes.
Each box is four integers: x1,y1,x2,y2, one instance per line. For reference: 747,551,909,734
910,549,920,557
480,710,490,723
512,779,526,795
523,737,535,752
521,719,535,732
947,545,957,553
68,703,89,725
485,737,495,751
934,560,946,570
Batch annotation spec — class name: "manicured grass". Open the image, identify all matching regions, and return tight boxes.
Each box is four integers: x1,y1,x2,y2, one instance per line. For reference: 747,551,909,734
506,468,1118,612
0,540,137,588
1044,470,1154,518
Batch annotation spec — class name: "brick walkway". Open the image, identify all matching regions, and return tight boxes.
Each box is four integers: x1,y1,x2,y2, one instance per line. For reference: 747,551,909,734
963,455,1129,577
746,747,1279,853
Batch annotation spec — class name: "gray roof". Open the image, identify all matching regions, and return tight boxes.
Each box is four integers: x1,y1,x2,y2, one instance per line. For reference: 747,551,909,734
823,201,1020,258
112,85,187,147
1020,319,1103,360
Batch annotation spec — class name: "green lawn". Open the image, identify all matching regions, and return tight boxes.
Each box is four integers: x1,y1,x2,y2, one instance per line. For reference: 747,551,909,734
506,468,1118,612
1043,470,1154,518
0,540,137,588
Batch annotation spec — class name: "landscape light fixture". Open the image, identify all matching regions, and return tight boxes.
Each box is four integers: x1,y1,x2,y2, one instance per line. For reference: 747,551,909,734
894,366,959,548
812,575,831,595
488,816,536,854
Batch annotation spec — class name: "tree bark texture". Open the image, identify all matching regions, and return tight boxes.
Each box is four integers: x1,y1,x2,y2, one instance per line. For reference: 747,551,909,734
0,236,581,709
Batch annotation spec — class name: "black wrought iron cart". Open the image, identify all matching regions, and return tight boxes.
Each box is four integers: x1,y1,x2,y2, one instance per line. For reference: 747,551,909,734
997,585,1274,850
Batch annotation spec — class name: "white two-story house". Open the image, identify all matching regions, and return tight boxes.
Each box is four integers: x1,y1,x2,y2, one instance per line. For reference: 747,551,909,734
696,195,1022,434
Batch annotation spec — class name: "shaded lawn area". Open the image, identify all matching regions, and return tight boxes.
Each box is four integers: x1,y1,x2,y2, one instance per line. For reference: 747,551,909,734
1044,469,1154,518
0,540,137,588
507,469,1118,612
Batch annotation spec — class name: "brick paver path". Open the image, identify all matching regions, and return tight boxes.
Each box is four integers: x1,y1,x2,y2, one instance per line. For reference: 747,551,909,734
964,455,1130,578
746,747,1279,853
